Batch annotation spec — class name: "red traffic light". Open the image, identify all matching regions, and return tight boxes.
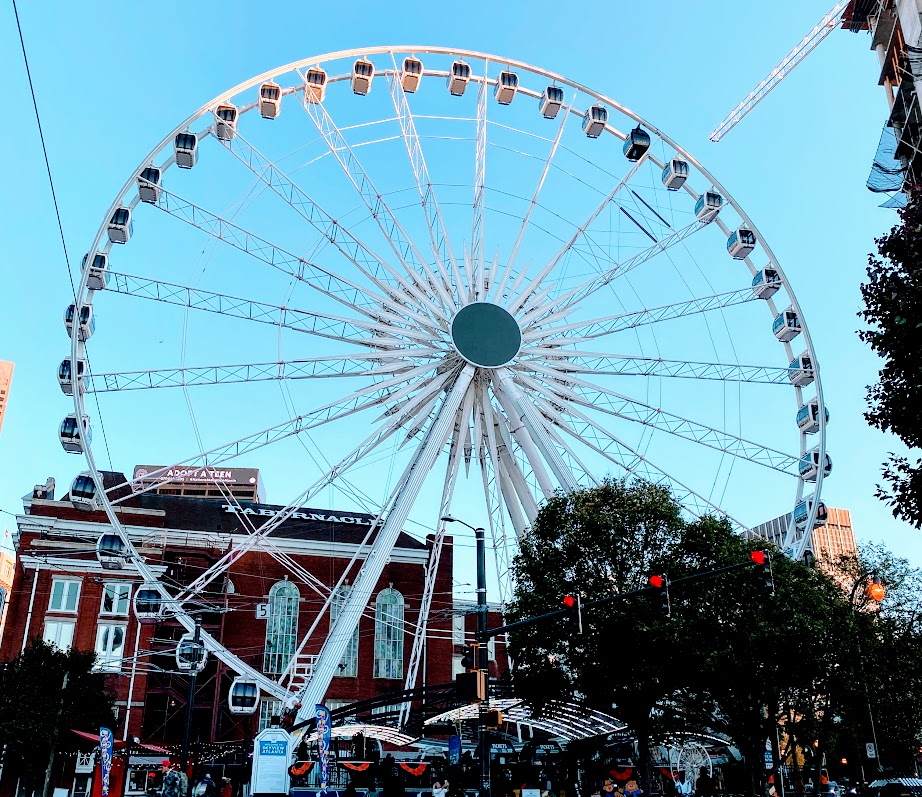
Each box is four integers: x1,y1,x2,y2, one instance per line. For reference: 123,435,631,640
563,595,576,608
649,575,664,589
751,550,767,565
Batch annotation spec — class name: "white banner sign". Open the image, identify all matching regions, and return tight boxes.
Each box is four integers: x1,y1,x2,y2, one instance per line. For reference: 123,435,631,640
252,728,291,795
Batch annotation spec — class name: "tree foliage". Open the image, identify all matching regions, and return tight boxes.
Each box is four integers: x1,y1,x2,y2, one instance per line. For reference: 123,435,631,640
859,191,922,527
0,640,116,796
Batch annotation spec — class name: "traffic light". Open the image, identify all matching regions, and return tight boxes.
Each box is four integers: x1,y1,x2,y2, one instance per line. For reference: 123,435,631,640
649,574,670,618
751,549,774,596
455,670,486,702
485,710,503,728
563,594,583,635
460,644,478,671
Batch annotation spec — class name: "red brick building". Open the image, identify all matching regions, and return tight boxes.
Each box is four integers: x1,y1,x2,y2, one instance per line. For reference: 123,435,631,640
1,468,509,796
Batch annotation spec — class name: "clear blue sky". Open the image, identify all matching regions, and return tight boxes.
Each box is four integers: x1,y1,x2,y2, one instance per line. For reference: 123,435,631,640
0,0,919,575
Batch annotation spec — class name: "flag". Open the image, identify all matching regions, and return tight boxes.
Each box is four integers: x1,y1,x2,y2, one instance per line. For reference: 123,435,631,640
315,705,332,794
100,727,113,797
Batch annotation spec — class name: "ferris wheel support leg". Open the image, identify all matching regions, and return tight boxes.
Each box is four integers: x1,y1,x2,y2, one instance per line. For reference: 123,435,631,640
494,369,579,493
295,365,476,718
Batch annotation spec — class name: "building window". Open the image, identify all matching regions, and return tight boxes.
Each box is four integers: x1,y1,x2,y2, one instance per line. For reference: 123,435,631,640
373,587,404,679
44,619,76,650
452,613,465,645
264,579,299,675
100,583,131,615
331,585,358,677
95,624,126,672
49,579,80,613
258,698,282,732
72,774,92,797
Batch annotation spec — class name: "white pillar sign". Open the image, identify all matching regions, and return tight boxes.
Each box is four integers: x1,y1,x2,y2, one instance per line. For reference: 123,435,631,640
252,728,291,795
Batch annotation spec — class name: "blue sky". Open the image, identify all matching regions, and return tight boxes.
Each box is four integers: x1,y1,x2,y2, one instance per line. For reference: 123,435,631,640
0,0,919,578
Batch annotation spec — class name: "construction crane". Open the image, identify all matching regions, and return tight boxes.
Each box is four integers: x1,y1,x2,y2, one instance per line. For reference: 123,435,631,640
709,1,850,142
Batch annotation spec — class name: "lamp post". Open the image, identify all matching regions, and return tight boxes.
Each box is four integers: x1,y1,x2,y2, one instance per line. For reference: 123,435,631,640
442,515,490,797
848,574,886,776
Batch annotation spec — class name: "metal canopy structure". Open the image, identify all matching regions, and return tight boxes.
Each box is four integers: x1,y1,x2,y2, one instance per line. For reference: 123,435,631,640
425,699,627,742
304,722,417,747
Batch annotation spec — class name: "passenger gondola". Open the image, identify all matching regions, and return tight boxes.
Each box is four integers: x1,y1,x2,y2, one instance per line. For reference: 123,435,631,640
64,304,95,342
447,60,471,96
70,473,99,511
137,166,161,204
539,86,564,119
796,398,828,434
402,56,423,93
259,81,282,118
494,70,518,105
57,357,86,396
799,447,832,482
134,584,165,623
229,678,260,714
623,126,651,161
662,158,689,190
214,103,238,141
107,206,133,244
582,104,608,138
176,633,208,672
794,495,828,528
59,414,91,454
772,307,801,342
727,226,756,259
695,190,723,222
174,131,199,169
304,66,328,104
751,268,780,299
82,252,108,291
352,59,375,95
788,353,814,387
97,532,128,569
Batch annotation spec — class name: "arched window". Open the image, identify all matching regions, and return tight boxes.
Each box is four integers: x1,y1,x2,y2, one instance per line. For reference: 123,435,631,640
264,579,299,675
331,585,359,677
373,587,404,679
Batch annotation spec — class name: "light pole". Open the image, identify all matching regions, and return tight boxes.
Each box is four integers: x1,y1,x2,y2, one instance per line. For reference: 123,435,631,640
442,515,490,797
848,574,886,776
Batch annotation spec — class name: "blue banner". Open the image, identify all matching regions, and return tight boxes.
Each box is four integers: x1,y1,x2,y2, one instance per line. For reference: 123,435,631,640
448,735,461,765
100,727,113,797
315,705,332,793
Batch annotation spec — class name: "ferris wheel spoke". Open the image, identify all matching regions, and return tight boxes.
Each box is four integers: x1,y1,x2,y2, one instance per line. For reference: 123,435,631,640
492,408,540,527
547,401,751,529
297,83,455,318
296,365,477,715
521,217,709,325
518,352,795,385
84,354,428,393
105,271,434,349
152,186,398,316
507,154,649,316
519,370,800,474
218,131,450,332
385,57,462,304
471,71,488,301
522,286,759,343
490,95,573,304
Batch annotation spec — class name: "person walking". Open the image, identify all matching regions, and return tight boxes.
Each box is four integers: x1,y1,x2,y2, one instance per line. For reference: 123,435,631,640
675,774,692,797
160,762,182,797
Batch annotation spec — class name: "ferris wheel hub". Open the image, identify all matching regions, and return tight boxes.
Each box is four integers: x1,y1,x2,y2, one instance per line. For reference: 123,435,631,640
450,302,522,368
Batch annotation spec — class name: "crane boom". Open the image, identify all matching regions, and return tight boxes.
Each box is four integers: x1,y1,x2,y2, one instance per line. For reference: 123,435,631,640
709,1,850,142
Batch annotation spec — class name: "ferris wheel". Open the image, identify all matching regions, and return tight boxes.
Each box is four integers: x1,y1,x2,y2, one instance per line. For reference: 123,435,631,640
61,46,827,726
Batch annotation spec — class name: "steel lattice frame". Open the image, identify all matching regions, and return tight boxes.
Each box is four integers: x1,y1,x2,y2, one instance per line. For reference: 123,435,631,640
68,46,827,729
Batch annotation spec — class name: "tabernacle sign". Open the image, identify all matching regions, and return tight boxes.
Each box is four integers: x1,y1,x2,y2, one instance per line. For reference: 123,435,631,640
252,728,292,795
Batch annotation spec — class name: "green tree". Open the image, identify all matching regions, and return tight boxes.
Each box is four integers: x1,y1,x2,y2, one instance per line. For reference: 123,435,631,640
859,191,922,527
0,640,116,797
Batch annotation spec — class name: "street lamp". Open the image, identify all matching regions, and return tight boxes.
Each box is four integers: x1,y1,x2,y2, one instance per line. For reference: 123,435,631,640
441,515,490,797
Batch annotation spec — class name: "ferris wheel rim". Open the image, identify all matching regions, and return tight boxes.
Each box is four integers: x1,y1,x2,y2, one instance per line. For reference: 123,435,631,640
68,45,827,713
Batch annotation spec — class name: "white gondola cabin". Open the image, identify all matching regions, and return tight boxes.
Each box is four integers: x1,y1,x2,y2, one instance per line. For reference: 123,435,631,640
70,473,99,511
229,678,260,714
623,126,651,161
176,633,208,672
134,584,164,623
402,56,423,93
727,227,756,259
174,131,199,169
107,207,133,244
799,447,832,482
352,59,374,95
751,268,781,299
494,70,518,105
447,60,471,96
59,414,91,454
64,304,95,342
304,67,328,103
138,166,162,204
259,81,282,119
794,495,828,528
662,159,689,190
81,252,108,291
539,86,564,119
695,191,723,222
582,104,608,138
796,398,828,434
772,307,801,342
97,532,128,569
789,353,814,387
58,357,85,396
215,103,238,141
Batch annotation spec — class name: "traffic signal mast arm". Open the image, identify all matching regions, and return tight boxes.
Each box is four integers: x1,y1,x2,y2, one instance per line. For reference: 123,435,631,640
474,553,773,641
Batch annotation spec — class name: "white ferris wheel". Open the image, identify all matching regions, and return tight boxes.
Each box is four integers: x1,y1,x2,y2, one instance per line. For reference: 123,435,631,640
61,46,828,726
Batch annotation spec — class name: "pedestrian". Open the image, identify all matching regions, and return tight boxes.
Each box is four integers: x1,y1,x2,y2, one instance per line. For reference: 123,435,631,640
161,762,182,797
433,781,448,797
696,770,713,797
194,773,217,797
675,774,692,797
220,778,232,797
